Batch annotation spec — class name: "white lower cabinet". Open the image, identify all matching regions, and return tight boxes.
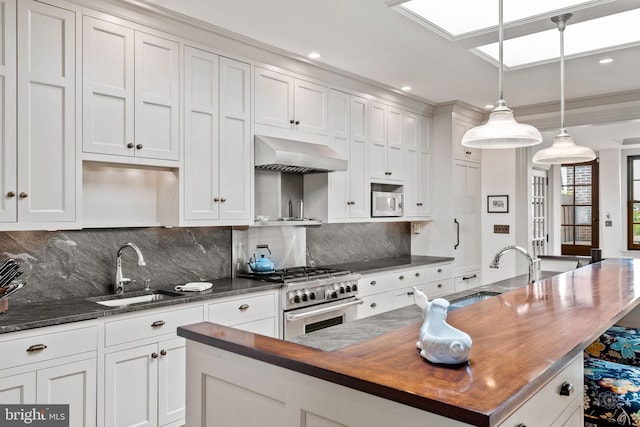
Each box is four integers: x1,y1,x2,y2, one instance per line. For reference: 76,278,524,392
99,303,204,427
454,271,481,292
208,290,279,338
0,323,98,427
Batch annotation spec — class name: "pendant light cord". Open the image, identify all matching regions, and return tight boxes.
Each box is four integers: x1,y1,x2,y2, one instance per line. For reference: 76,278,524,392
559,20,565,132
498,0,504,102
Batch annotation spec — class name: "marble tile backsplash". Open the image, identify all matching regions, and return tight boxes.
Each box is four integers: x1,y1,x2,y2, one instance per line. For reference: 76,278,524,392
0,227,231,303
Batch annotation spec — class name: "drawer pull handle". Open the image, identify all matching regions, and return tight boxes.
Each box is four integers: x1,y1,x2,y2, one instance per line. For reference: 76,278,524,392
151,320,165,327
151,352,158,359
407,291,414,296
462,274,477,281
239,304,250,311
559,382,574,396
26,344,47,352
437,283,443,288
415,272,420,277
399,275,405,280
370,280,377,286
371,302,377,308
160,349,167,356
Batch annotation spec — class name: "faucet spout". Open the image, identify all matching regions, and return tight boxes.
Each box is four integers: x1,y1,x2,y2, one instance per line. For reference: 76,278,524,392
489,245,537,284
115,242,146,294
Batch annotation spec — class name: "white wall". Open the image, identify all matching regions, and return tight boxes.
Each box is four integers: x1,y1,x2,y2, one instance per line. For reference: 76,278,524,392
480,149,520,284
599,149,624,258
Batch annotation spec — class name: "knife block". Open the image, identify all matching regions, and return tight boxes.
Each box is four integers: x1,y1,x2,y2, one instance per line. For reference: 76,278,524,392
0,298,7,314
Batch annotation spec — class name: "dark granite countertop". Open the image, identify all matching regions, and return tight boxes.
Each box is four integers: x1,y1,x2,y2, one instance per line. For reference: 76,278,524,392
0,278,280,334
326,255,454,275
290,270,560,351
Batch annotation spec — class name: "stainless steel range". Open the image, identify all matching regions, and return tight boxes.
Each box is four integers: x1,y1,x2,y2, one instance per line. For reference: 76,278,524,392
239,267,361,340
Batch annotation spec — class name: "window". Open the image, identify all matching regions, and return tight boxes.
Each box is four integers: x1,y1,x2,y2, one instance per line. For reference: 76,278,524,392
560,160,599,256
627,156,640,249
531,170,548,258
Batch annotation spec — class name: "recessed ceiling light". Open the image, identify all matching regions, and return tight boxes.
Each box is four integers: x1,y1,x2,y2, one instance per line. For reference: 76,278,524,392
599,58,614,64
401,86,412,91
307,52,320,59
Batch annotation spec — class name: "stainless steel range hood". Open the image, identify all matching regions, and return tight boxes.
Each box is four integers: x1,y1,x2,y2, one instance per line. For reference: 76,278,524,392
254,135,347,173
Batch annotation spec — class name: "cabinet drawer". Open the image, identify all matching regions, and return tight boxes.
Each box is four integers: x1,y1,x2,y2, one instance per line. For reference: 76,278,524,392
455,272,481,292
391,285,423,310
105,305,204,347
0,325,97,370
391,267,426,289
357,273,390,297
499,354,583,427
424,279,454,298
209,292,276,326
358,293,391,319
424,263,452,282
232,317,277,338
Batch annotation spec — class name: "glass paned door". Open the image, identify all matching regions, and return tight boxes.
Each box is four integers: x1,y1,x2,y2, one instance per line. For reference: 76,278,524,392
627,156,640,249
560,160,599,256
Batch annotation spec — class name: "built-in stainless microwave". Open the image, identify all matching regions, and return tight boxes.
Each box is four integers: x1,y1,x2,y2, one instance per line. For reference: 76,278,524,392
371,191,403,217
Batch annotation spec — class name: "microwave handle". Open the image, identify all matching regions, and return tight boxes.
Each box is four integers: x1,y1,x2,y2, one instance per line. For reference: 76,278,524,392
454,218,460,250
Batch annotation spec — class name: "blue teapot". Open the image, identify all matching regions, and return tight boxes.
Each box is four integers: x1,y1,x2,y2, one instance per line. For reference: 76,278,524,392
248,244,275,273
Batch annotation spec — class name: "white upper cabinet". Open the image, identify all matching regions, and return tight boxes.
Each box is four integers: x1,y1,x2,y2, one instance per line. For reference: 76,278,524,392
254,67,328,141
183,46,251,225
369,101,403,182
11,0,78,227
326,90,369,221
404,112,431,219
83,17,180,164
452,114,481,162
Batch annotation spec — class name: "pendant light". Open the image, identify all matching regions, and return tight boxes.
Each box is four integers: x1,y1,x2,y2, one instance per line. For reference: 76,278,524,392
462,0,542,149
532,14,596,164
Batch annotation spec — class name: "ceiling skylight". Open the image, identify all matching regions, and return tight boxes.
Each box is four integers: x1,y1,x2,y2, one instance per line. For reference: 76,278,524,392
475,8,640,68
396,0,602,38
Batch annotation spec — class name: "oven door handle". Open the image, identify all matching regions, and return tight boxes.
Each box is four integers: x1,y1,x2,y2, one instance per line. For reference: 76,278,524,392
285,299,363,321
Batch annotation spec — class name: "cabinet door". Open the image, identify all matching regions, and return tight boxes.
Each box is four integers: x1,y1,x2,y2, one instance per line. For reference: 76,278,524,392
218,57,251,221
402,111,420,217
348,95,369,218
328,90,350,221
0,372,36,403
158,337,186,426
386,106,403,180
183,46,220,221
0,0,16,222
105,344,158,427
453,161,481,276
254,67,294,129
134,32,180,160
294,78,328,136
82,17,135,157
417,115,431,216
17,0,76,223
369,101,387,180
37,358,97,427
452,115,481,162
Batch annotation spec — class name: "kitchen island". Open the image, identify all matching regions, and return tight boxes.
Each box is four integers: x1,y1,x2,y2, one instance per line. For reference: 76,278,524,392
178,258,640,426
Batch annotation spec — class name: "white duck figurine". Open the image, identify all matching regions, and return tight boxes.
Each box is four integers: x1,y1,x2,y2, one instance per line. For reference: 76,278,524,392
413,286,472,364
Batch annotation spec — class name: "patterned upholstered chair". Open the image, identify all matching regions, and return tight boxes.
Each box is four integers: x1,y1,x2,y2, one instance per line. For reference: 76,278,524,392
584,325,640,426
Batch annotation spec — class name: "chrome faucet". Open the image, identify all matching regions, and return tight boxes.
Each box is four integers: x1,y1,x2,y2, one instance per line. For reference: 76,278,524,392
115,242,146,294
489,245,537,284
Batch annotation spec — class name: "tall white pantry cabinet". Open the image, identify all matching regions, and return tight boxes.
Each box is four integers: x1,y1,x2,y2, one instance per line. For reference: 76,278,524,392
0,0,78,228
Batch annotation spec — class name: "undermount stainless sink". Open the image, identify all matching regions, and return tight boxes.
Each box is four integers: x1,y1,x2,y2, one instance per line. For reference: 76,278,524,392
448,291,500,311
90,290,183,308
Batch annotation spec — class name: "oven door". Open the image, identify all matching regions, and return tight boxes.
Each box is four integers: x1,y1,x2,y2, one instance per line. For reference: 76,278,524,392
283,297,362,341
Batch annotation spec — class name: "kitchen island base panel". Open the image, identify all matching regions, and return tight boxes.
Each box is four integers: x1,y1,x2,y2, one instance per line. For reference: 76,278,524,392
185,340,470,426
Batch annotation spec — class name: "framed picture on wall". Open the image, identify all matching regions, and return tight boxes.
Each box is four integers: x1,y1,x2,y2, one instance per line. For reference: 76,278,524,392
487,195,509,213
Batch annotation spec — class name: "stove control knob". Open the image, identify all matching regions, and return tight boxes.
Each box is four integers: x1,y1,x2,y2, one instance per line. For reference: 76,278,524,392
345,284,352,293
330,291,338,299
301,292,309,302
291,292,301,304
339,285,345,294
352,283,358,292
309,292,316,300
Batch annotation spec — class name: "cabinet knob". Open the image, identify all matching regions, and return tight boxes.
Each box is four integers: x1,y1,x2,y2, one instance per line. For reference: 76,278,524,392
370,302,377,308
406,291,414,296
559,382,574,396
437,283,443,288
26,344,47,352
220,197,226,203
399,275,405,280
136,144,143,150
19,192,28,198
151,352,158,359
151,320,165,327
238,304,250,311
415,272,420,277
437,268,443,273
370,280,376,286
417,202,423,206
127,143,134,149
6,191,15,198
295,120,300,125
160,349,167,356
214,197,220,202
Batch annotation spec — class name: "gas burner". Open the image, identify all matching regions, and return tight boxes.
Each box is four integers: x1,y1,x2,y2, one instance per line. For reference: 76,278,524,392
239,266,349,283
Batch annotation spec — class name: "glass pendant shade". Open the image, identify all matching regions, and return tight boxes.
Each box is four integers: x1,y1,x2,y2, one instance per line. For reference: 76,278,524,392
462,100,543,149
532,130,596,164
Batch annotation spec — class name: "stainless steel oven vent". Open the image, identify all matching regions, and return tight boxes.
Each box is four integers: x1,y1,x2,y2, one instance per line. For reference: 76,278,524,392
254,135,348,174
